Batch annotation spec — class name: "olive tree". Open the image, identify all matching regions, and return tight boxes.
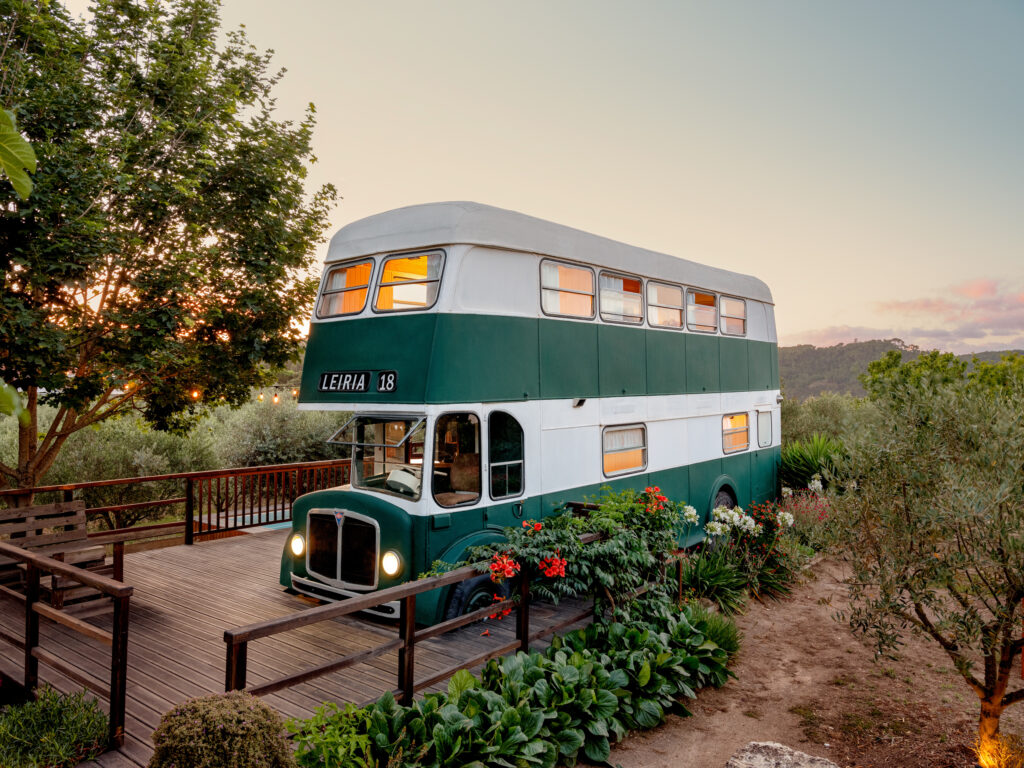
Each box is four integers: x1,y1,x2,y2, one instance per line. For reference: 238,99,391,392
0,0,336,501
836,352,1024,750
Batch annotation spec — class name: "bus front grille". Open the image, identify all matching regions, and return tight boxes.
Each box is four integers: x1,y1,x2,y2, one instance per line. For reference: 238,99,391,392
306,511,378,588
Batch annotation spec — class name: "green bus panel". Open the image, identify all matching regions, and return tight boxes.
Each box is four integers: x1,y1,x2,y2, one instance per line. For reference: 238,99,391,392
750,447,776,502
598,324,647,397
539,319,599,399
719,337,749,392
685,334,720,394
428,314,540,402
645,329,686,395
725,451,752,509
748,340,772,391
688,458,722,511
770,344,779,390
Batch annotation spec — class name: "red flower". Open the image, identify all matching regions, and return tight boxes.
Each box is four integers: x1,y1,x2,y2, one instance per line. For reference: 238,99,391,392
481,629,490,636
533,522,543,532
489,552,520,583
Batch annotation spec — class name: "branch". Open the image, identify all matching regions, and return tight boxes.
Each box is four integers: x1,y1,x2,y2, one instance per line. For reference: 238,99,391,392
1003,687,1024,707
911,602,987,696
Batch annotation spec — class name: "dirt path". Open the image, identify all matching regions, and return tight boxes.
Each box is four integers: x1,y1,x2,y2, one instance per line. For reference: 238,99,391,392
610,559,1022,768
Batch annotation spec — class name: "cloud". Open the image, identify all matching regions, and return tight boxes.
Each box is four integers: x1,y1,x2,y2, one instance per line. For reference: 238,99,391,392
953,279,998,299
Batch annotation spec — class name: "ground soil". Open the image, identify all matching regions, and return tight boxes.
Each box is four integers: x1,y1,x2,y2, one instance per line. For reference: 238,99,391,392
610,558,1024,768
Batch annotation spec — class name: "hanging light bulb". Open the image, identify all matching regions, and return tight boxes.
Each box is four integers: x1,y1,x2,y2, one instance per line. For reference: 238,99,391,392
191,389,200,400
291,388,298,398
257,392,264,402
273,392,280,404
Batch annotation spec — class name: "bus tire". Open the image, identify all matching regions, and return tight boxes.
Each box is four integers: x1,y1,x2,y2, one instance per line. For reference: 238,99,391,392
714,488,737,511
445,574,510,620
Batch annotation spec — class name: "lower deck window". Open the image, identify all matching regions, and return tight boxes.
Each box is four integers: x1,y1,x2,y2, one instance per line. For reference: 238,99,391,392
723,413,749,454
489,411,524,499
603,424,647,476
433,413,481,507
757,411,772,448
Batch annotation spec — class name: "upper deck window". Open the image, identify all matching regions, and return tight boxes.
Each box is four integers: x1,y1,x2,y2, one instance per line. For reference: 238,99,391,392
374,252,443,312
720,297,747,336
686,290,717,333
647,281,683,328
541,261,595,318
317,260,373,318
599,272,643,324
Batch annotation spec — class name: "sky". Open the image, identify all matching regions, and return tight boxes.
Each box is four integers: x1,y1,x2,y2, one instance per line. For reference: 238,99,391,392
73,1,1024,353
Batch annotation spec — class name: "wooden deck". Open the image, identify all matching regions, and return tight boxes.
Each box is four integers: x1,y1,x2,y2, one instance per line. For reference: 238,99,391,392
0,529,578,768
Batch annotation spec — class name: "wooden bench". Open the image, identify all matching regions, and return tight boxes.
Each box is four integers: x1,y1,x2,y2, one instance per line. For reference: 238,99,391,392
0,501,124,608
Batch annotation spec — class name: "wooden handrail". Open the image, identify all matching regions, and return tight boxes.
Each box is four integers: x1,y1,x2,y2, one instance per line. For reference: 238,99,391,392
0,540,133,598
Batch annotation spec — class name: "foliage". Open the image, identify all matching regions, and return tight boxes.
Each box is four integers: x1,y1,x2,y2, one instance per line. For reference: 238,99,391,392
0,0,336,496
0,107,36,198
0,686,107,768
292,596,735,768
780,391,879,446
683,601,741,658
780,486,836,551
780,433,844,489
0,379,28,425
148,691,295,768
206,400,350,468
290,703,371,768
677,546,748,615
835,351,1024,745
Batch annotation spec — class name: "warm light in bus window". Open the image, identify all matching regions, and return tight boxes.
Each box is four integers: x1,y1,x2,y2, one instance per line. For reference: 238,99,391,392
722,413,749,453
687,290,717,333
603,448,645,475
603,425,647,476
375,252,442,312
317,261,373,318
541,261,594,318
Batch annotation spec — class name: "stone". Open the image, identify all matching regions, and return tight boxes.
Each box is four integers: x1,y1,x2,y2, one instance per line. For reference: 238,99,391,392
725,741,840,768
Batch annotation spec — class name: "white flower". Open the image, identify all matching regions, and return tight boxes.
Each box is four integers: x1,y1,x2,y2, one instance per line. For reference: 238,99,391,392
808,474,824,494
781,486,794,498
682,505,699,525
705,520,729,537
777,511,795,528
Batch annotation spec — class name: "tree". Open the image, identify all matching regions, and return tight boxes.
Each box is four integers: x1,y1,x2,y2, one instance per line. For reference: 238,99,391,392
0,0,336,501
837,352,1024,756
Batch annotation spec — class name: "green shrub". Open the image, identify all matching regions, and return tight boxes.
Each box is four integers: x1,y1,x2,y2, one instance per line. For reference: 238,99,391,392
290,703,370,768
678,547,748,615
148,691,295,768
0,686,107,768
780,391,881,445
684,602,741,658
780,433,843,490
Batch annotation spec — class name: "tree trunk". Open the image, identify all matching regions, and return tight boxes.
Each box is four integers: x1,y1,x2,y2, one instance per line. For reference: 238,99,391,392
978,697,1003,748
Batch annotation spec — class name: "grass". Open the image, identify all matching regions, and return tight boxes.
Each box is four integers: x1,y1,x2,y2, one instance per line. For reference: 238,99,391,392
0,686,107,768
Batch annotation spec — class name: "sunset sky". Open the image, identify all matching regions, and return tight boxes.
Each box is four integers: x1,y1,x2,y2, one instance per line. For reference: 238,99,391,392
75,1,1024,353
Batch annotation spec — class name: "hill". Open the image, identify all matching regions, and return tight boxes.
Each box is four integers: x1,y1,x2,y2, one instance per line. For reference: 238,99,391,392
779,339,1024,400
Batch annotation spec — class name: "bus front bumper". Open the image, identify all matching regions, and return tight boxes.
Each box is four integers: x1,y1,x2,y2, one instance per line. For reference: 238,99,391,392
290,574,400,619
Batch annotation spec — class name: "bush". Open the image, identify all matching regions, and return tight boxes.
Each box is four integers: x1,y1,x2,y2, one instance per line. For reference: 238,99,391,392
678,547,748,615
149,691,295,768
780,433,843,490
780,391,880,445
685,601,741,658
291,703,370,768
0,686,107,768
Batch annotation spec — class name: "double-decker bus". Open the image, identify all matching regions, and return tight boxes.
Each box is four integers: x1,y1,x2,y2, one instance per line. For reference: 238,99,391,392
281,202,780,624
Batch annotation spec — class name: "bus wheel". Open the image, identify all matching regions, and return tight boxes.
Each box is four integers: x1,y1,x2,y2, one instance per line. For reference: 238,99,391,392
445,574,510,620
714,488,737,511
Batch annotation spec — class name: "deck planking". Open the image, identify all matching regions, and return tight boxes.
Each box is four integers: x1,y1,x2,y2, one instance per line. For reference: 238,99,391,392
0,529,583,768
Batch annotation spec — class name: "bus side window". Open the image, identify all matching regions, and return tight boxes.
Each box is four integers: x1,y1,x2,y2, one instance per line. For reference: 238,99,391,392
540,260,595,318
433,413,481,507
489,412,524,499
723,413,749,454
757,411,771,448
687,289,718,333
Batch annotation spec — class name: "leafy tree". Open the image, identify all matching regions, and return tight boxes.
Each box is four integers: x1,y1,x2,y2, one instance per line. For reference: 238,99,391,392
0,107,36,198
836,353,1024,749
0,0,336,501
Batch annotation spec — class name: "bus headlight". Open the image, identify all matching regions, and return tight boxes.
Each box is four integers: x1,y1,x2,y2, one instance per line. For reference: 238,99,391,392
381,550,402,577
289,534,305,557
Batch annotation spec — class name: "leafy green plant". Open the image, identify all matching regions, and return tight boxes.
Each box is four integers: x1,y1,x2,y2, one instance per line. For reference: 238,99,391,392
148,691,295,768
780,433,843,490
290,703,371,768
0,686,107,768
678,546,748,615
684,602,741,658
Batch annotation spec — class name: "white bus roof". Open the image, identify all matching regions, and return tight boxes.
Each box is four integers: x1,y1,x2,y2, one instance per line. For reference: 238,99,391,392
326,201,773,304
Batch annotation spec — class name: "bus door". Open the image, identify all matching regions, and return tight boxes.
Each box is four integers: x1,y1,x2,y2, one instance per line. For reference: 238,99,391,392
485,411,538,528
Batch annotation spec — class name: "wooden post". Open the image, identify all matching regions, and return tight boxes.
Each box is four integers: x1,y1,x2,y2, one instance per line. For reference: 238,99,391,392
184,477,195,545
516,572,531,653
24,562,39,691
62,489,74,503
397,595,416,705
113,541,124,582
226,640,247,691
108,595,130,749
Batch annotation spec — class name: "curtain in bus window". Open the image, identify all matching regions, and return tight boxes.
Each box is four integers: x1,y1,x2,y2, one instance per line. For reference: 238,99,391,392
722,413,749,453
318,261,373,317
603,425,646,475
687,291,717,332
599,273,643,323
647,282,683,327
375,253,442,311
541,262,594,317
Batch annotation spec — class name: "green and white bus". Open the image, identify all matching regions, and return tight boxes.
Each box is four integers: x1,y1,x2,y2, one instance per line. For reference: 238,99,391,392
281,202,780,624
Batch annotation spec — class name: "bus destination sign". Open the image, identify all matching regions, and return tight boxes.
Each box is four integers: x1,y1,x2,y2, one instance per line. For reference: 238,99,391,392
318,370,398,394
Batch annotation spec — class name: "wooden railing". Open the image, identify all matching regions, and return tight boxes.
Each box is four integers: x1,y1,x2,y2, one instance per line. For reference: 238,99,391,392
0,459,351,545
224,533,603,705
0,540,132,749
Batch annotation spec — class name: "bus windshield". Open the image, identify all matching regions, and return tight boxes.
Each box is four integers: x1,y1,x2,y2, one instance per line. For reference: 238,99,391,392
330,416,426,500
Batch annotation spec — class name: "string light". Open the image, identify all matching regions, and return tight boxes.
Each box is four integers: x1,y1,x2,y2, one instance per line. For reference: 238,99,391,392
257,392,264,402
272,392,280,404
191,390,200,399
